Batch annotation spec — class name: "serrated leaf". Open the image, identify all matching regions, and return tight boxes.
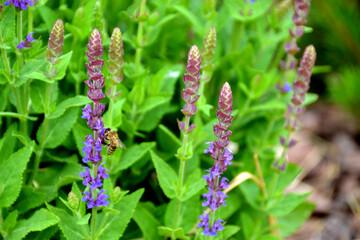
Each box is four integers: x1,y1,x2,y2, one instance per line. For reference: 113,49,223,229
158,226,189,240
96,189,144,240
30,80,58,113
16,59,47,87
103,98,126,128
48,96,91,119
267,192,311,217
165,196,199,234
37,108,79,149
0,123,17,164
72,123,92,156
112,142,156,174
157,124,181,153
6,208,59,240
3,210,18,232
180,169,206,201
47,204,88,240
137,96,171,113
0,145,32,208
27,71,54,83
133,203,162,240
278,202,315,237
0,6,15,43
76,214,90,225
53,51,73,80
213,225,241,240
14,186,46,214
150,150,178,199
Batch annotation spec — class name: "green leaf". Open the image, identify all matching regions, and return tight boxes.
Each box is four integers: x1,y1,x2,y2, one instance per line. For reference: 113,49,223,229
76,214,91,225
157,124,181,153
132,203,162,240
37,108,79,149
96,189,144,240
12,131,32,147
6,208,59,240
52,51,73,80
171,5,205,36
112,142,156,174
158,226,189,240
0,144,33,208
30,80,58,113
137,96,171,113
0,112,37,121
150,150,178,199
165,196,199,234
37,5,59,32
3,210,18,232
225,0,273,22
278,202,315,237
180,169,206,201
72,123,92,156
213,225,241,240
103,98,126,128
267,192,311,217
259,235,281,240
304,93,318,106
27,71,54,83
0,6,15,43
47,204,88,240
48,96,91,119
0,123,17,164
14,186,47,213
16,59,47,87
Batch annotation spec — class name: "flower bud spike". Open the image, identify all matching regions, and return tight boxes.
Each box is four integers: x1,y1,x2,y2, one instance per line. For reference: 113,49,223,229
46,19,64,64
201,27,217,79
108,27,124,85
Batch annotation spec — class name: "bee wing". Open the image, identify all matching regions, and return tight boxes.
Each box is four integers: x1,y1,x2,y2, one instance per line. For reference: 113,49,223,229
116,137,127,150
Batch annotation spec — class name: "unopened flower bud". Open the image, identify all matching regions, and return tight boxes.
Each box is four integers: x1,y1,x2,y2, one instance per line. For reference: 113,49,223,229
201,27,217,80
68,192,79,210
108,27,124,85
46,19,64,64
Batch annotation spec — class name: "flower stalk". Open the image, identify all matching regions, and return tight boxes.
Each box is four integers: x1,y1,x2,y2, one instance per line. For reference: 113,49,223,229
173,45,201,236
199,82,234,236
278,0,311,93
275,45,316,170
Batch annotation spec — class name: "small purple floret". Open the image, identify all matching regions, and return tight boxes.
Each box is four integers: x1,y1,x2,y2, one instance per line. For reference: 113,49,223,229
17,32,35,49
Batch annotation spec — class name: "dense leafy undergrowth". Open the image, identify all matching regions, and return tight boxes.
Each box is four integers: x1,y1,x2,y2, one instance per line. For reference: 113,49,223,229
0,0,319,239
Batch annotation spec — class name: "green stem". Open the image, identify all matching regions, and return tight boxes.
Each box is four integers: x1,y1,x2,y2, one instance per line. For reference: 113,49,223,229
17,11,23,71
95,213,109,238
107,85,116,127
135,0,146,73
28,7,33,33
172,116,191,239
28,83,52,185
91,164,98,240
229,20,244,53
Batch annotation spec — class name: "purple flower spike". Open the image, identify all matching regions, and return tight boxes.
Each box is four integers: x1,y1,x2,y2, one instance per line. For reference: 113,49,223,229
199,82,233,236
17,32,35,49
275,45,316,170
80,28,111,209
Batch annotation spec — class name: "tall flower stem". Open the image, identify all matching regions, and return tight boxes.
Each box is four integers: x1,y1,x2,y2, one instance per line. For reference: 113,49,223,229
253,154,281,237
135,0,146,73
91,164,98,240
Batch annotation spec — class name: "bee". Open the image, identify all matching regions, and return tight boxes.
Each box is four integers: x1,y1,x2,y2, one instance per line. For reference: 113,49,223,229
102,128,126,155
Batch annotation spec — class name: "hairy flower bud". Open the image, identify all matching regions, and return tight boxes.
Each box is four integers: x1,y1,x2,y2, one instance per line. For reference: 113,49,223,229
85,28,105,103
46,19,64,65
181,45,201,118
201,27,216,80
68,192,79,210
107,27,124,85
291,45,316,106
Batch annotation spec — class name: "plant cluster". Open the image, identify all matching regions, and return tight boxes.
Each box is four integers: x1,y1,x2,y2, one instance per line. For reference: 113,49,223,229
0,0,318,239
